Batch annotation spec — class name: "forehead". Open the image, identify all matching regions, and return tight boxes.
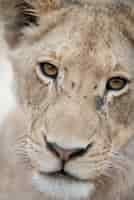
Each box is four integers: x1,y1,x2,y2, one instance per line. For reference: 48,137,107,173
21,5,134,76
38,7,133,69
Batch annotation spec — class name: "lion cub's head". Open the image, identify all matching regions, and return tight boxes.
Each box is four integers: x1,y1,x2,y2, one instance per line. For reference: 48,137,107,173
1,0,134,199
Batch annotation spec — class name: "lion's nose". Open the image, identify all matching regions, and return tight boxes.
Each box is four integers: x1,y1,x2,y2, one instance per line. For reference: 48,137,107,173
45,139,90,161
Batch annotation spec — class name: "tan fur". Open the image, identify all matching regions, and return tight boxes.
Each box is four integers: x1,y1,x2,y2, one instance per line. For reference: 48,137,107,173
1,0,134,199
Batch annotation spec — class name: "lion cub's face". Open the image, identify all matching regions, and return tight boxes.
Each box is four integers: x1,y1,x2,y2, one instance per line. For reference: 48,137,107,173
5,1,134,199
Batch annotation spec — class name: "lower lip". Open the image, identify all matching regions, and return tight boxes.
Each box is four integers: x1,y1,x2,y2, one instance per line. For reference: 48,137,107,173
40,171,75,180
39,171,88,182
32,172,95,199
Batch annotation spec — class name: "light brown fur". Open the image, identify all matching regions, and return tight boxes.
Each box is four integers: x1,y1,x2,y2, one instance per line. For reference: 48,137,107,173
1,0,134,199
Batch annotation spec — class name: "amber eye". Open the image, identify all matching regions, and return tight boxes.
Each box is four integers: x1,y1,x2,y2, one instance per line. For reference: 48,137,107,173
106,77,128,91
39,62,58,79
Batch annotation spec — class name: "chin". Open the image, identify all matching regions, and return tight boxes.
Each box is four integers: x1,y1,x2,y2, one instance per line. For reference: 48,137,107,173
32,172,95,200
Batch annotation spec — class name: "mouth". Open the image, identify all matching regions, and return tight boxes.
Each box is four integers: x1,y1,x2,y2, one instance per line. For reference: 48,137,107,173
39,169,85,182
32,170,95,199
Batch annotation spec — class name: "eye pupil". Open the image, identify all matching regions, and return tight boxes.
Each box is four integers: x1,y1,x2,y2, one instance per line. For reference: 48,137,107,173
106,77,128,91
40,62,58,79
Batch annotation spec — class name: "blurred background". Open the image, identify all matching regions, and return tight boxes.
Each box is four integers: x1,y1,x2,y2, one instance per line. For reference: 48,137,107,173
0,24,16,124
0,54,15,125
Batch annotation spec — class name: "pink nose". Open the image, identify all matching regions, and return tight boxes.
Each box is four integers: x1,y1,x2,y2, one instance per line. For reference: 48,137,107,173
51,144,79,161
45,139,89,161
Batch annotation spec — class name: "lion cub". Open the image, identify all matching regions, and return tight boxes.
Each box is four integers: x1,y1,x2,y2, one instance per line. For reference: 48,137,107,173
1,0,134,199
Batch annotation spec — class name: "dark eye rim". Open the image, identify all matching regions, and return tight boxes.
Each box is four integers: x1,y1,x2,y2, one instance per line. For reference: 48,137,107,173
106,76,129,91
39,62,58,79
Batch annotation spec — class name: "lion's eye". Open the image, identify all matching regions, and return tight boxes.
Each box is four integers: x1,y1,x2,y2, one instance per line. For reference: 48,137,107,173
106,77,128,91
39,62,58,79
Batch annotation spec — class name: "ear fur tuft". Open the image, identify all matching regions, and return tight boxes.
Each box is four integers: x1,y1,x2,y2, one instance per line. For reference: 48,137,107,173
0,0,60,28
25,0,60,13
0,0,60,46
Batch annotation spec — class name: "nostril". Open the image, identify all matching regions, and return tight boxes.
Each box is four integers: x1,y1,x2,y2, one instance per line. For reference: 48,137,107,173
46,140,59,157
71,81,76,89
70,142,94,159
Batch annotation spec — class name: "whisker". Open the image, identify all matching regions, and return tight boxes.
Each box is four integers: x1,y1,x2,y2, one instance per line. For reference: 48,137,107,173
15,134,29,143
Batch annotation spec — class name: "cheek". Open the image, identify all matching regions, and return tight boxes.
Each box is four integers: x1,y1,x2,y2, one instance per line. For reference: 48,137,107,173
108,93,134,148
16,69,50,110
26,72,49,106
108,93,134,126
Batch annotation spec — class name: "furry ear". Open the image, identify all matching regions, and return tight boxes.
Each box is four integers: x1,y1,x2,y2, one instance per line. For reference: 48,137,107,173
0,0,61,47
